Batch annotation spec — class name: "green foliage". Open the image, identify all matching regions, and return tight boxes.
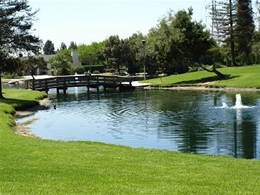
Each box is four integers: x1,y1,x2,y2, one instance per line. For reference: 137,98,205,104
72,66,86,74
69,41,77,50
236,0,255,65
148,8,214,75
49,53,71,75
0,0,41,97
101,35,124,71
251,31,260,64
20,56,47,77
72,65,104,74
77,42,104,65
123,33,146,74
43,40,55,55
0,89,260,194
0,0,41,55
60,42,67,50
0,57,22,74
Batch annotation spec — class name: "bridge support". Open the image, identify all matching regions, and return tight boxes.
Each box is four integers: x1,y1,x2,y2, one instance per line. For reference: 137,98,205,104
56,87,67,95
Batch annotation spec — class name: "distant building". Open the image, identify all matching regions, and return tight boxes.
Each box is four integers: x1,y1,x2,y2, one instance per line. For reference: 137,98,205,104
39,54,55,75
20,50,81,76
20,54,54,76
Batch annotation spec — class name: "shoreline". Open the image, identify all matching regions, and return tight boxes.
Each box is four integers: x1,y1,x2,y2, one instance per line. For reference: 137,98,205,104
14,98,51,138
145,86,260,92
15,98,51,117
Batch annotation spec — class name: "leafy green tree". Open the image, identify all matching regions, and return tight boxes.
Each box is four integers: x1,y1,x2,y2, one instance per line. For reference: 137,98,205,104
43,40,55,55
49,54,71,75
123,33,141,74
236,0,255,65
148,9,215,75
101,35,124,72
0,0,41,98
77,42,104,65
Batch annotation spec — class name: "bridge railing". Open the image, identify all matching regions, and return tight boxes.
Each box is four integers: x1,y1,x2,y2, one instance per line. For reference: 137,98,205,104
25,75,133,92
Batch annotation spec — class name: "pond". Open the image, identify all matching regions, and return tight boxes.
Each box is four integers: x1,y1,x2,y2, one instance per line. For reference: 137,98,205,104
16,87,260,159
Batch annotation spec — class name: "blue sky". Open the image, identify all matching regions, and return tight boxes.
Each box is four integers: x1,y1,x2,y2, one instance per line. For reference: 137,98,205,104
28,0,216,49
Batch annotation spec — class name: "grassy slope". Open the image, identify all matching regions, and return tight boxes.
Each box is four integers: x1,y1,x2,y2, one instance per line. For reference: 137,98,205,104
0,85,260,194
147,65,260,88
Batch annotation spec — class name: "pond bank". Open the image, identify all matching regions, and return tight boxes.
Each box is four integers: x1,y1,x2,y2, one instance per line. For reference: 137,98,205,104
14,98,51,138
145,85,260,92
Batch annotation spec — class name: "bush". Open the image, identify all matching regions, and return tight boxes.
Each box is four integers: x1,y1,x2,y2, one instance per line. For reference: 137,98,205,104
72,65,104,74
73,66,86,74
56,68,71,75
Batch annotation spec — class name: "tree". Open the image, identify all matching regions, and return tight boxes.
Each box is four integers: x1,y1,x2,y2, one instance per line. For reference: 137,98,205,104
60,42,67,50
210,0,237,66
148,9,215,75
256,0,260,31
43,40,55,55
101,35,123,71
0,0,41,98
252,31,260,63
21,56,47,79
236,0,254,65
69,41,77,50
49,53,71,75
77,42,104,65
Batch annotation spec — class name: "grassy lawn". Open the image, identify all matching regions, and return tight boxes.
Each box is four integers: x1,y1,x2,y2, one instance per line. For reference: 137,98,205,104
147,64,260,89
1,75,260,194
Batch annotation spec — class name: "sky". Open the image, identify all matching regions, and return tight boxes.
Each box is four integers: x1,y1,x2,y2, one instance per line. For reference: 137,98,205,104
28,0,258,50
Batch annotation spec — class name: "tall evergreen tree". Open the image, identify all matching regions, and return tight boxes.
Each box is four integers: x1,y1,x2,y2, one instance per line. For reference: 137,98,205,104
0,0,41,98
43,40,55,55
210,0,237,66
60,42,67,50
236,0,255,65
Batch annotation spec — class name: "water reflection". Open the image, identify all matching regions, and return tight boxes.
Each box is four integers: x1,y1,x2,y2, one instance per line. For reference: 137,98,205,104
16,88,260,159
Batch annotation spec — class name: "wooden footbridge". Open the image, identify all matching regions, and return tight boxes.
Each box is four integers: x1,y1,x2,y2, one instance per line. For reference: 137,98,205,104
25,75,135,94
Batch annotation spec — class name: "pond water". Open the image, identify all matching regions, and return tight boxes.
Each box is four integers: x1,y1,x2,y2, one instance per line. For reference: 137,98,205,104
16,87,260,159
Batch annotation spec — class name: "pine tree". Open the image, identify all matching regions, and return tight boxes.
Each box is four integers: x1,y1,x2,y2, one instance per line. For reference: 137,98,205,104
236,0,255,65
0,0,41,98
210,0,237,66
43,40,55,55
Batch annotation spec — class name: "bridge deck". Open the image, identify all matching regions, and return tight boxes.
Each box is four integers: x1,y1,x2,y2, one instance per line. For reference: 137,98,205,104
25,75,134,93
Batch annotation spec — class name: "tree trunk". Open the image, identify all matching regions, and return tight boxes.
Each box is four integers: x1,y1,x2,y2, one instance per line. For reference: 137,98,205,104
200,64,227,79
212,64,227,79
229,0,236,66
0,70,4,99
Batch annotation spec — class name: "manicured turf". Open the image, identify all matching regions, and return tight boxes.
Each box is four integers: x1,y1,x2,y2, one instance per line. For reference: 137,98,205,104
147,64,260,89
1,78,260,194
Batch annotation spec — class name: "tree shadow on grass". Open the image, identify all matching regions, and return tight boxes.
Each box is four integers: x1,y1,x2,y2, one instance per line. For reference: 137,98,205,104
174,75,238,85
1,98,38,110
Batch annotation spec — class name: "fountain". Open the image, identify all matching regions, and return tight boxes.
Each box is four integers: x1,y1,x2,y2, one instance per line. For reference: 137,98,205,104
235,94,242,108
233,94,248,109
221,94,250,109
221,102,228,108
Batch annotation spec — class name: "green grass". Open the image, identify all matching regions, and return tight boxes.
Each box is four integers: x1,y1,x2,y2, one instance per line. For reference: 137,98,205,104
0,88,260,194
147,65,260,89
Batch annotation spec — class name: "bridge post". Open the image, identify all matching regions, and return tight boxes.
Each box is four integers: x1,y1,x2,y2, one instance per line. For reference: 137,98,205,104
96,76,99,93
44,79,48,93
63,77,67,94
